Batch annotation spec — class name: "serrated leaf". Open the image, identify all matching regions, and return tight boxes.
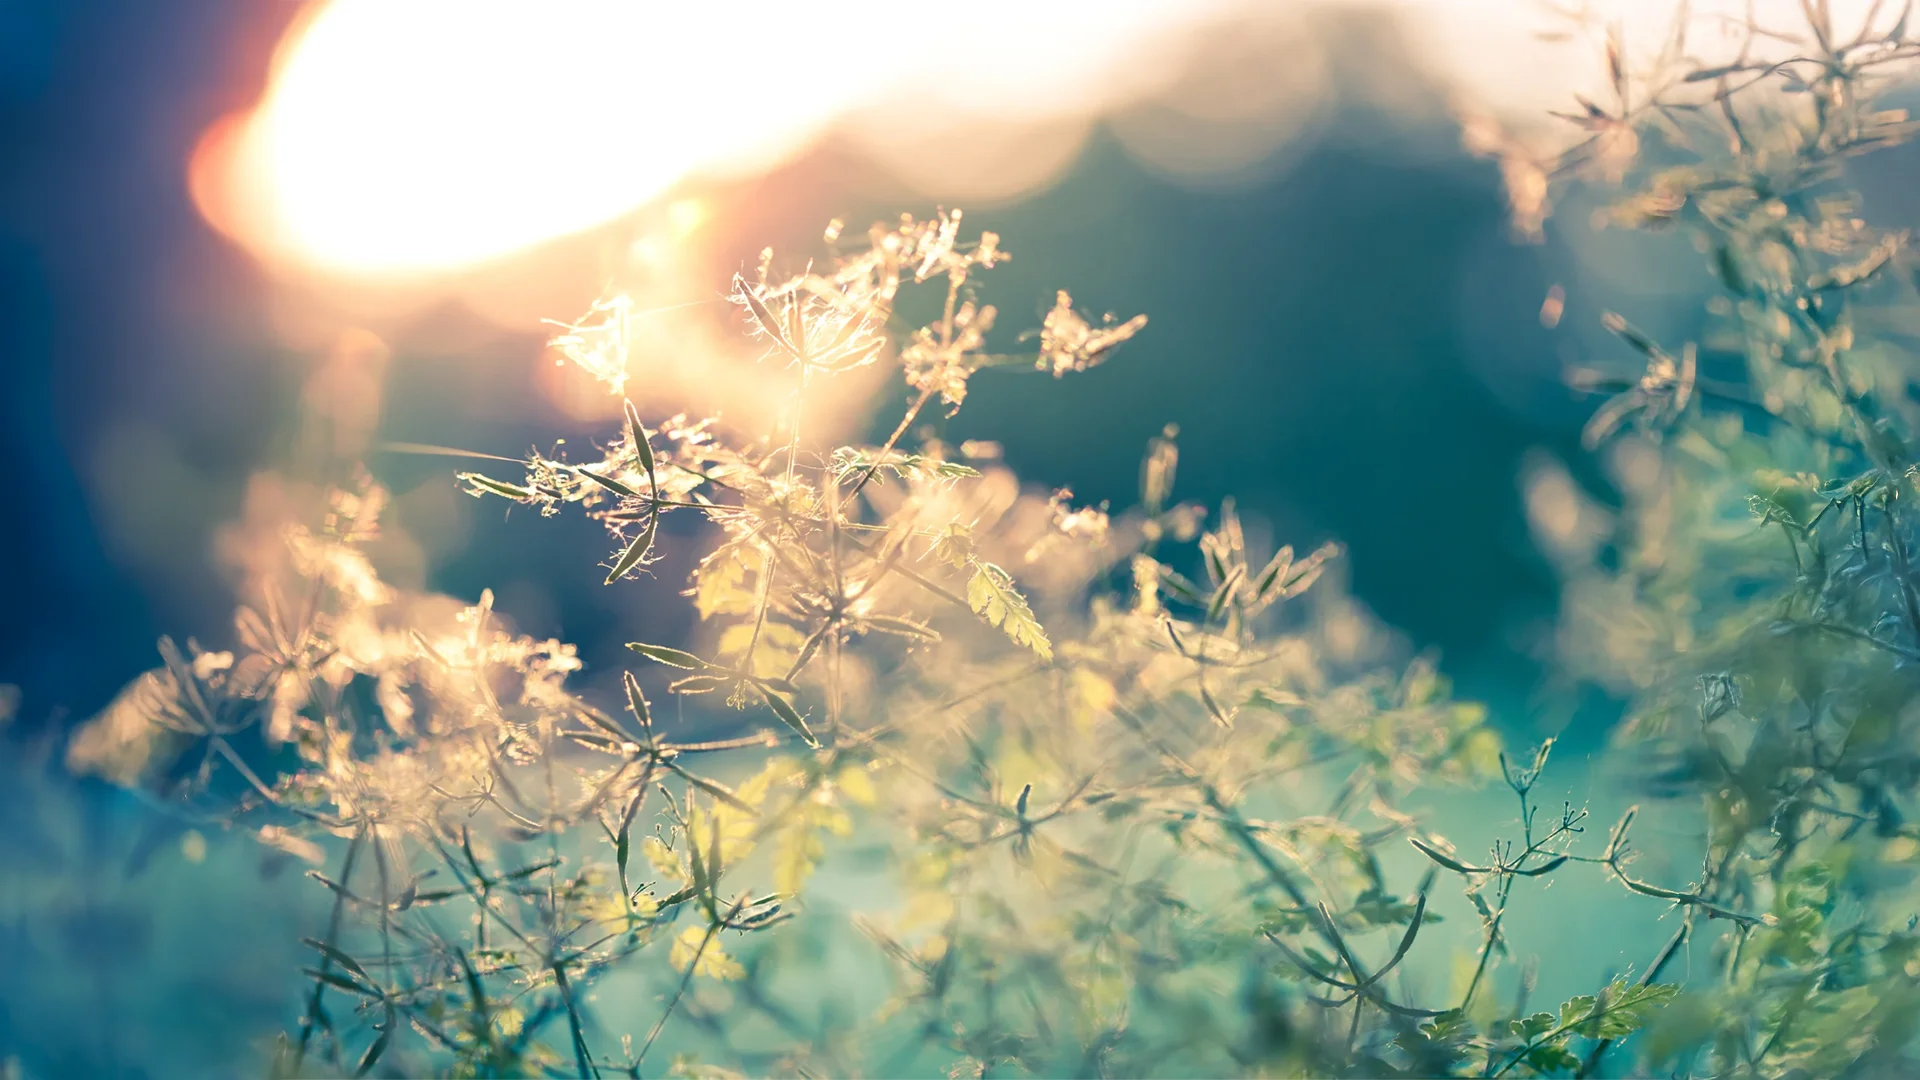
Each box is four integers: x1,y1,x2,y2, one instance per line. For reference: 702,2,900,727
643,835,685,885
928,522,974,569
1560,994,1599,1032
965,559,1052,660
1511,1012,1557,1040
1595,980,1680,1038
670,924,745,980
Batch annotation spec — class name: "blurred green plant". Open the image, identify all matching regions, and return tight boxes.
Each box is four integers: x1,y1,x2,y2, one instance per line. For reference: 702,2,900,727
1513,2,1920,1077
52,3,1920,1077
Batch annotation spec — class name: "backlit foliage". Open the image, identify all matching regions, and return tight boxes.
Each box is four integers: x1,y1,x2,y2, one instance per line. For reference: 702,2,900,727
55,5,1920,1075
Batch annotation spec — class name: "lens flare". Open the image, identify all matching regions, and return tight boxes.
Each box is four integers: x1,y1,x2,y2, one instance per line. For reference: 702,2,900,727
194,0,1893,282
191,0,1219,280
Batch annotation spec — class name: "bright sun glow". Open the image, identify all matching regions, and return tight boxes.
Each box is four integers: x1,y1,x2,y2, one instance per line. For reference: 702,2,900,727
194,0,1219,280
196,0,1891,282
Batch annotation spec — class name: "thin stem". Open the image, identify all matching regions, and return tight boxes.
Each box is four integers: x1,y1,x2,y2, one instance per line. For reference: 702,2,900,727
837,388,935,515
295,827,368,1070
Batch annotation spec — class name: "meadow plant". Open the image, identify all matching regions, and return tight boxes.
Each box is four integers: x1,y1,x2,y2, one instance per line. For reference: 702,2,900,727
1496,2,1920,1076
53,3,1920,1076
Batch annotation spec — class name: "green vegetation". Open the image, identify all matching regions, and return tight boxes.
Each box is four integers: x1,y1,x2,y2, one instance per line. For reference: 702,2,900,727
41,4,1920,1076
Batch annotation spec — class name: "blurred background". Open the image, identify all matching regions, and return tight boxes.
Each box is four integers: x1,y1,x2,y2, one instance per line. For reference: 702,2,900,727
6,0,1895,1075
0,0,1655,743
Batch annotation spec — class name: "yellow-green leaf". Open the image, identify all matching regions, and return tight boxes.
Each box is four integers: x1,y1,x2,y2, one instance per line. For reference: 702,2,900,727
964,559,1052,660
670,925,744,980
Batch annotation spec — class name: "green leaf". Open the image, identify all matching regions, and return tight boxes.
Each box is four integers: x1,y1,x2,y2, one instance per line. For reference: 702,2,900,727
1525,1043,1581,1074
302,967,382,999
1596,981,1680,1038
354,1024,391,1078
669,924,745,980
965,559,1052,660
622,670,654,739
578,467,642,498
604,517,658,585
301,938,369,980
624,399,656,487
1410,836,1486,874
1511,1012,1557,1040
459,472,537,500
627,642,711,669
1554,980,1678,1041
1560,994,1599,1034
758,685,819,747
1418,1010,1471,1043
734,275,798,357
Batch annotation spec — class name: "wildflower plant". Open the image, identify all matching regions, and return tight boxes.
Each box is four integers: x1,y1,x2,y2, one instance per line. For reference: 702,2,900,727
59,5,1920,1074
1498,2,1920,1077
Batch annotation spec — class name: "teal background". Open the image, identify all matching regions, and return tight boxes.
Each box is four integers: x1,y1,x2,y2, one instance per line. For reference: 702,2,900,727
0,2,1805,1076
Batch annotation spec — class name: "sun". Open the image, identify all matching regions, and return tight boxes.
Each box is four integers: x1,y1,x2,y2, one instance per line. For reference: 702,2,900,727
189,0,1228,282
192,1,871,279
